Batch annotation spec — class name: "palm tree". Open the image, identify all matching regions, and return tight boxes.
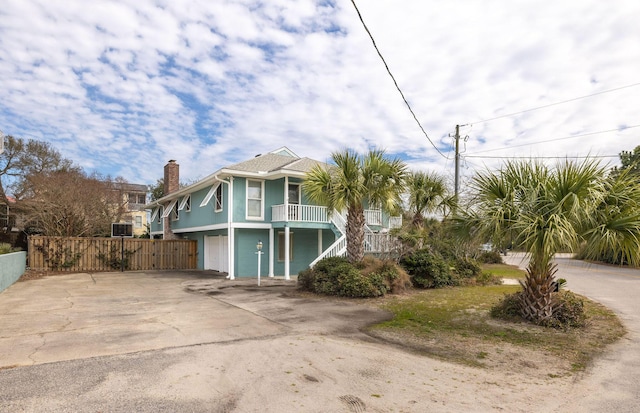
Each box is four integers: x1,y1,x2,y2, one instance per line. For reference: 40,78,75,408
303,149,407,263
461,159,640,324
406,171,453,229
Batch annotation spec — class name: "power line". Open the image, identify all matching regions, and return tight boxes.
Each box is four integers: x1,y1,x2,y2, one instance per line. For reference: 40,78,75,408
349,0,447,159
464,155,618,159
470,82,640,125
467,124,640,155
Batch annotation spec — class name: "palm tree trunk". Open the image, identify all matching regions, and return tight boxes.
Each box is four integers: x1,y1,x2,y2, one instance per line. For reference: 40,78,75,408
518,262,558,324
346,204,365,263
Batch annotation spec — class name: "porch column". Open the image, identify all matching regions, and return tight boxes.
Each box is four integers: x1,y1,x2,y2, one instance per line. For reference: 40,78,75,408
228,177,235,280
317,229,323,256
284,224,290,280
284,176,289,221
268,227,274,277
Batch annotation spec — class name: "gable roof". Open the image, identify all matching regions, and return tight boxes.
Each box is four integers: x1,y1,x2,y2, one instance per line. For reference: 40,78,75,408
227,153,299,173
146,147,330,207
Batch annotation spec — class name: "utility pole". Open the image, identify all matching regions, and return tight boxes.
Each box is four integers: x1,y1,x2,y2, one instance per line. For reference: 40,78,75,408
454,124,460,201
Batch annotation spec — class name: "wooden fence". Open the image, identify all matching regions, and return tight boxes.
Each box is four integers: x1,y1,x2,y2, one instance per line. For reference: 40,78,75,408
28,236,198,272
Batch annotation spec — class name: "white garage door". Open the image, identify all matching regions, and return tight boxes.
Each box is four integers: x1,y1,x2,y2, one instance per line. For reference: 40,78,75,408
205,235,229,272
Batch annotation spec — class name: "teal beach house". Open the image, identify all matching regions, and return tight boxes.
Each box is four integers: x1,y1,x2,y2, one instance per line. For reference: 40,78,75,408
147,148,401,279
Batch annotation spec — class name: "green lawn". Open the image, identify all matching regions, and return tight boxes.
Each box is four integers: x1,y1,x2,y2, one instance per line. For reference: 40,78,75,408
368,284,625,373
481,263,527,280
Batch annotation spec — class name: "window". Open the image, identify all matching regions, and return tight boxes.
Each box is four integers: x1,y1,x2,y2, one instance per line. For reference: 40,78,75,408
247,180,263,219
278,231,293,262
0,204,8,228
288,183,300,220
157,207,163,224
215,184,223,212
171,207,179,221
288,183,300,204
178,194,191,212
184,195,191,212
134,216,143,228
128,193,146,204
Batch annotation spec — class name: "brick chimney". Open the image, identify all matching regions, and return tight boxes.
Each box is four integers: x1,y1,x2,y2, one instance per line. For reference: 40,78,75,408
164,160,179,195
163,160,179,240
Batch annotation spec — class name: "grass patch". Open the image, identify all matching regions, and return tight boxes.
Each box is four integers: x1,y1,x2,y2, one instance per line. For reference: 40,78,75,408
481,263,527,280
368,285,625,375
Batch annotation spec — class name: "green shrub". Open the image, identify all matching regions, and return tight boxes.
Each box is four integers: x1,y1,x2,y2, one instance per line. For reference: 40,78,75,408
297,267,316,292
400,249,453,289
474,271,504,286
360,256,412,293
490,290,587,329
547,291,586,329
0,243,12,255
313,259,355,296
452,258,481,279
477,250,503,264
490,292,523,319
336,268,386,298
298,256,391,298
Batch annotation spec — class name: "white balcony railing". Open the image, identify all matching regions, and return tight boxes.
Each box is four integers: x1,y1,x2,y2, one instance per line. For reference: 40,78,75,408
389,216,402,229
272,205,399,229
272,204,329,223
364,209,382,226
364,233,401,253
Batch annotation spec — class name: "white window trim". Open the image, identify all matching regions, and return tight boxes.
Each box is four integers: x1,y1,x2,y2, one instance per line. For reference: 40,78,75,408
246,179,264,221
161,199,178,218
200,183,221,207
178,194,191,211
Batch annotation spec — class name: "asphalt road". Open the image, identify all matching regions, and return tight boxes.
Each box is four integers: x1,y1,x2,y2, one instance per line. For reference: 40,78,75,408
505,253,640,413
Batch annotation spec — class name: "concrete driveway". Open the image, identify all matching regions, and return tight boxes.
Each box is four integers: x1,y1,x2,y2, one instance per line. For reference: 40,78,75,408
1,264,639,412
0,271,290,367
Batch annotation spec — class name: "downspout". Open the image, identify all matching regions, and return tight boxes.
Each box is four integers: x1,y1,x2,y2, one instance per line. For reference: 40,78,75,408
213,175,234,280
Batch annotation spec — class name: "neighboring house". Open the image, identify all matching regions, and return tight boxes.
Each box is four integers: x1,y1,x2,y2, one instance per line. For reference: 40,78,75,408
114,183,149,237
146,147,402,279
0,195,16,232
0,195,19,246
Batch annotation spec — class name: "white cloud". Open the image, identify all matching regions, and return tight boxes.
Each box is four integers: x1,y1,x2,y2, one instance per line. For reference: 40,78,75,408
0,0,638,188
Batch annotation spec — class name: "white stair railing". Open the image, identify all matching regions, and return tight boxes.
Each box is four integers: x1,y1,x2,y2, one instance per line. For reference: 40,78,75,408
309,211,347,267
309,235,347,267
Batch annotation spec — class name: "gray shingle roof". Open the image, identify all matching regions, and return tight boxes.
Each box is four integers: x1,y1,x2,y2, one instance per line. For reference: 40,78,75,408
226,153,327,174
226,153,298,173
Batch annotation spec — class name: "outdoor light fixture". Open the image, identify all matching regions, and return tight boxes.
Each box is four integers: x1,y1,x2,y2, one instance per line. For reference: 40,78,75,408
256,240,264,286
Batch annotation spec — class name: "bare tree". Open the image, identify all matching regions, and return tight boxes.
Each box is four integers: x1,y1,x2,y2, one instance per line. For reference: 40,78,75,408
0,135,72,204
17,168,127,237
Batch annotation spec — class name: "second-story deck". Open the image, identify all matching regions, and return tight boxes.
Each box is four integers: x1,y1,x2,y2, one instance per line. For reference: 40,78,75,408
271,204,401,228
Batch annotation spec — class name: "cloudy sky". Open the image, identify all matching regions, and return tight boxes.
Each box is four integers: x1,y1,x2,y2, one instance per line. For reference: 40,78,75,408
1,0,638,188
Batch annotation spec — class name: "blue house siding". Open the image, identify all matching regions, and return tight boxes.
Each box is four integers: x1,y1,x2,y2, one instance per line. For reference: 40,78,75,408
272,228,335,275
235,228,271,276
233,227,336,277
